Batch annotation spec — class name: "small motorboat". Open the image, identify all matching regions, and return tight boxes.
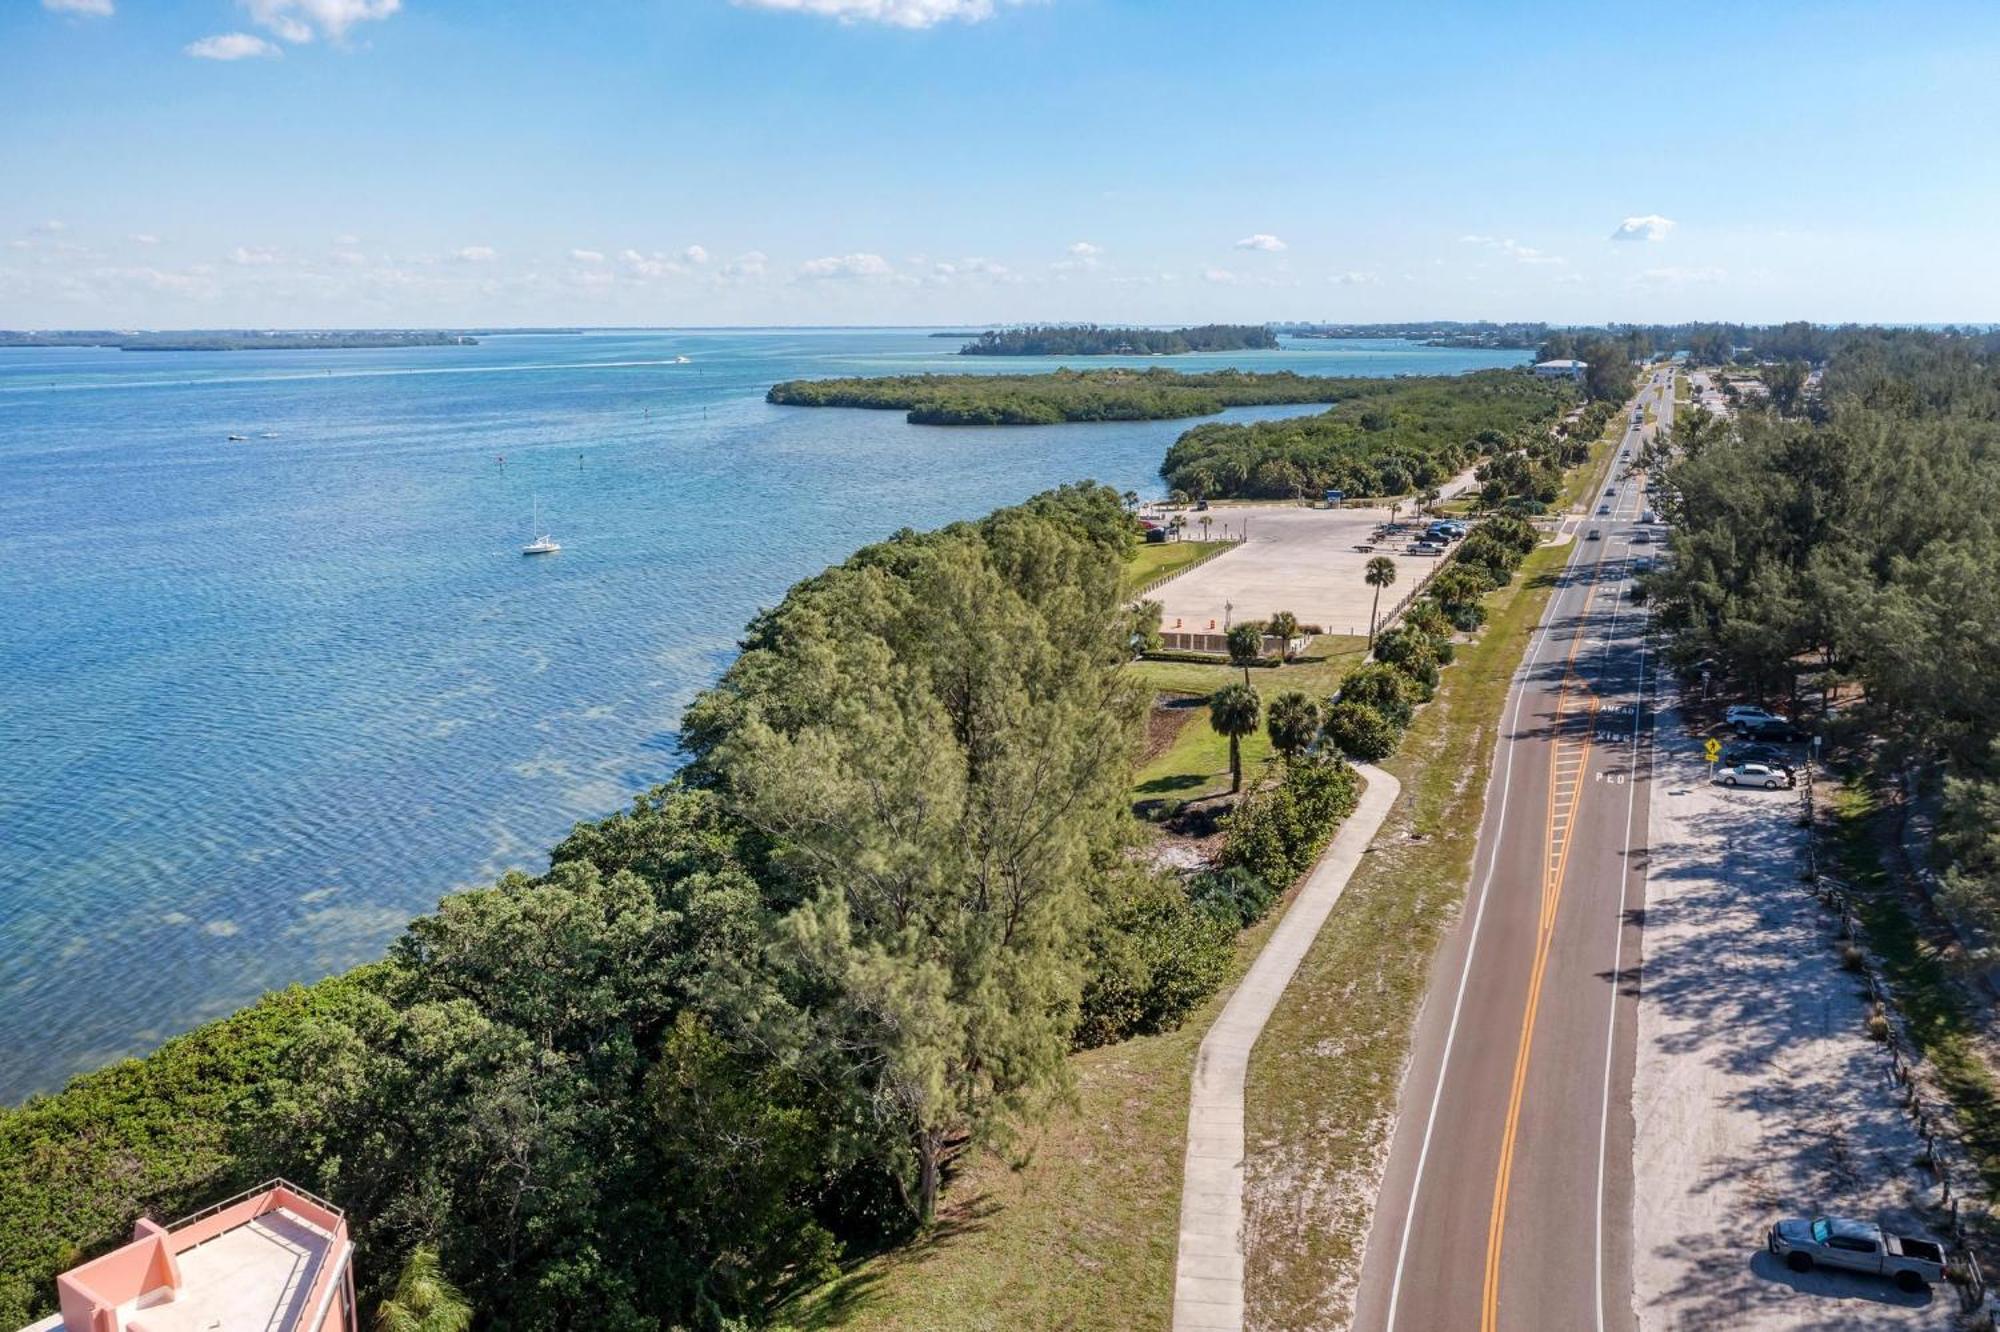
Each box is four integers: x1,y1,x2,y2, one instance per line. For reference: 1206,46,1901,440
227,434,248,441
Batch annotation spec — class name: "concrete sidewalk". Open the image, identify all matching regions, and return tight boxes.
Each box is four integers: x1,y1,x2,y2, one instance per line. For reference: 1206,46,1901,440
1172,762,1400,1332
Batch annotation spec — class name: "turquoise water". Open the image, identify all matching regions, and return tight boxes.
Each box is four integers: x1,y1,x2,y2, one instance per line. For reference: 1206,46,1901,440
0,330,1526,1100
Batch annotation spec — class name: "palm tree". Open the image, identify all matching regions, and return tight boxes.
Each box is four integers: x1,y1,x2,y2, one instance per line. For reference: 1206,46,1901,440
1267,609,1301,665
1226,621,1264,686
1364,555,1398,646
1266,690,1321,760
1199,514,1213,541
375,1247,472,1332
1210,683,1262,793
1122,489,1141,513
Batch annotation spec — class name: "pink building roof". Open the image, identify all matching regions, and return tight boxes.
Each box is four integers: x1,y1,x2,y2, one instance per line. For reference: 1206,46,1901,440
20,1181,357,1332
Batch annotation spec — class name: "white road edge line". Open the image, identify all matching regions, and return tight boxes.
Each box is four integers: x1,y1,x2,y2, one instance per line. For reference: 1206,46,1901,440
1382,416,1628,1329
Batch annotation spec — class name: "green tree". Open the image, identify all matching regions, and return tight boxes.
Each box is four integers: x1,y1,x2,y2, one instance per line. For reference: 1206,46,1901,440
1210,683,1263,793
1364,555,1398,645
1226,620,1264,685
374,1247,472,1332
1267,609,1301,664
1265,690,1322,760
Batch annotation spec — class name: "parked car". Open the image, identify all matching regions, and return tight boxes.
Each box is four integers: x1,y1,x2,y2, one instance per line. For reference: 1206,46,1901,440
1715,762,1789,789
1144,527,1169,544
1737,717,1808,742
1723,741,1790,766
1767,1216,1948,1293
1586,528,1603,541
1725,705,1785,726
1409,541,1446,556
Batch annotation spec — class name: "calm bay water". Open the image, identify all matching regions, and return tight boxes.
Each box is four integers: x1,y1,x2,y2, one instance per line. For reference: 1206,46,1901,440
0,330,1526,1100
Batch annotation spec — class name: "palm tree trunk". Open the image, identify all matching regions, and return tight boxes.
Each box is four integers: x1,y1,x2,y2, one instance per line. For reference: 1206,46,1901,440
1369,587,1383,646
1229,735,1241,792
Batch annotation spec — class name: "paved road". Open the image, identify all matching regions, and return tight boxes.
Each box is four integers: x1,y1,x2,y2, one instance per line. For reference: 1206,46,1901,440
1352,370,1676,1332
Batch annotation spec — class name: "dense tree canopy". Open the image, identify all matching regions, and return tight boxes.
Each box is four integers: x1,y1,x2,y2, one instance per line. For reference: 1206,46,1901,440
768,367,1344,425
958,323,1278,356
1159,368,1573,500
1646,329,2000,931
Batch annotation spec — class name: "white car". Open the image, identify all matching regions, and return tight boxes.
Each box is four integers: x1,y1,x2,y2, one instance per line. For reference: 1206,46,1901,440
1724,705,1784,726
1715,762,1789,790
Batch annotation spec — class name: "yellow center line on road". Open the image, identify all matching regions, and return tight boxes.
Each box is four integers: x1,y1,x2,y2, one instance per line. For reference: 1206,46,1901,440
1480,519,1622,1330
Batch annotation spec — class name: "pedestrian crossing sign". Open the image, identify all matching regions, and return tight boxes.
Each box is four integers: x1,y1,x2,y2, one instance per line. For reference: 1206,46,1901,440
1704,738,1722,762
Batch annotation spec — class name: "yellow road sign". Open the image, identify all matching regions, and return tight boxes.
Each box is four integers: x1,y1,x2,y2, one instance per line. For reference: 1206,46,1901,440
1704,738,1722,762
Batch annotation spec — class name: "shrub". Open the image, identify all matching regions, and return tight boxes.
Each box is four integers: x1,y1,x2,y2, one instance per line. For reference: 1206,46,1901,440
1373,628,1442,698
1218,755,1362,888
1077,881,1235,1047
1340,663,1418,728
1325,700,1400,761
1189,866,1279,929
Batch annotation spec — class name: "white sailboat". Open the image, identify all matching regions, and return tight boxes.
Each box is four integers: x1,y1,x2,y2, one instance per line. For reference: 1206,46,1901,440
522,497,560,555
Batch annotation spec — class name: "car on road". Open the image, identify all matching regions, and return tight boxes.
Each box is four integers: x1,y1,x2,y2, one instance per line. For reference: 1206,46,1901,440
1642,509,1659,523
1768,1216,1948,1292
1598,504,1612,515
1605,487,1618,496
1714,762,1790,789
1586,528,1602,541
1632,530,1650,544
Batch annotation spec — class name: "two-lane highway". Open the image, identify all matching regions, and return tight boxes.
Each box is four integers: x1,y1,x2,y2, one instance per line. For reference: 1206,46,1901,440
1353,371,1675,1331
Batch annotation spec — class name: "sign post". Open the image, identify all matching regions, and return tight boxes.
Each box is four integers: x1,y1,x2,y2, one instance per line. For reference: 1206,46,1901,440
1704,736,1722,779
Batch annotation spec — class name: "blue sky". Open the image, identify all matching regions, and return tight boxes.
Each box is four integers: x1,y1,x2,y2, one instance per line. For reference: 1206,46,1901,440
4,0,1997,327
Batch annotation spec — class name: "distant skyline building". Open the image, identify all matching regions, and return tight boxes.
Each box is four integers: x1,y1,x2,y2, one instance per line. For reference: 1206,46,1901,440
18,1181,356,1332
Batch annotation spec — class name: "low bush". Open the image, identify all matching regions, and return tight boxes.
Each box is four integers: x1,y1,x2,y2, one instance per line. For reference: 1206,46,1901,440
1325,700,1400,761
1217,755,1363,890
1188,866,1279,929
1077,881,1237,1048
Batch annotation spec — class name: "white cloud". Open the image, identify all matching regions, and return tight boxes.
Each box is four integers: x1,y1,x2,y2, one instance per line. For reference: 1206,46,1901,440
1328,270,1379,285
1459,234,1565,266
243,0,401,44
1202,267,1238,284
1611,214,1676,242
333,233,360,245
186,32,281,59
721,250,768,280
455,245,497,263
682,244,709,265
1234,233,1286,252
130,233,160,245
228,245,280,265
619,248,687,278
43,0,114,15
330,248,366,267
1068,241,1103,257
797,252,893,280
732,0,1019,28
569,248,605,264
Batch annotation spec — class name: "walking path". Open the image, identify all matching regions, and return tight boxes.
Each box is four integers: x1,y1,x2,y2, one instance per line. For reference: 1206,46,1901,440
1172,762,1401,1332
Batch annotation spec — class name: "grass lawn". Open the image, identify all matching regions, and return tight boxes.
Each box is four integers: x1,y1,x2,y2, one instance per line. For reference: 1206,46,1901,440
1557,415,1622,512
774,857,1312,1332
1128,641,1369,802
1236,542,1567,1329
1122,539,1231,597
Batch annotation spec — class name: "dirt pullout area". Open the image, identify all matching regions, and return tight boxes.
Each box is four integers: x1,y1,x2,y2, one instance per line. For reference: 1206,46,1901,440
1632,695,1960,1330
